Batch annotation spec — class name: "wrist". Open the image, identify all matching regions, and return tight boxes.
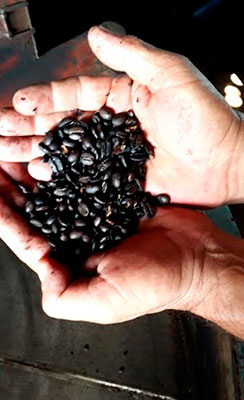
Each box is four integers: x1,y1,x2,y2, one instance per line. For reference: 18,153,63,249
186,229,244,338
227,114,244,204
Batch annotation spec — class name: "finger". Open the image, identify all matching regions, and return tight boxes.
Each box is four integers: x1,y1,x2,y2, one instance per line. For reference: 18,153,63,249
42,275,117,323
13,75,133,116
88,26,184,93
13,76,112,116
28,158,52,181
0,108,75,136
0,168,26,208
0,197,49,269
83,252,106,271
0,136,42,161
0,162,35,189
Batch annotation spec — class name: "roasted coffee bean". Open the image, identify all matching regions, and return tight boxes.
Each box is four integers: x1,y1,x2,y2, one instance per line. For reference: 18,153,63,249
68,150,79,163
112,172,121,188
42,225,52,234
102,181,108,193
63,139,76,148
46,215,56,225
30,218,42,228
99,106,113,121
85,184,100,194
112,112,127,127
78,203,89,217
49,157,64,174
39,142,50,154
60,233,68,241
58,117,75,128
75,218,87,227
70,230,83,240
156,194,171,204
94,216,101,227
68,126,85,136
54,187,68,197
24,108,170,270
36,205,49,212
80,152,94,166
97,159,111,172
82,233,91,243
25,201,34,213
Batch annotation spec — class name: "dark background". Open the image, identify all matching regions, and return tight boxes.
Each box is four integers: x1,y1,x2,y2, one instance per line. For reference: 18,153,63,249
28,0,243,83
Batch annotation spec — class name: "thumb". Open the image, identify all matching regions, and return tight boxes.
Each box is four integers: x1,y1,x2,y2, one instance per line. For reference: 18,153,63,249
88,26,184,93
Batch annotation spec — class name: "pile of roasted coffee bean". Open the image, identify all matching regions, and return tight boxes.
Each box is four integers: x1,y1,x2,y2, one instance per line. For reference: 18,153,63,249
23,107,170,269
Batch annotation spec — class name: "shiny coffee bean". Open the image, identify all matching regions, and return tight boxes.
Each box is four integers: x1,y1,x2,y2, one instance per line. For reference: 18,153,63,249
25,201,34,213
70,230,83,240
156,194,171,204
99,106,113,121
80,152,94,166
112,112,127,127
78,203,89,217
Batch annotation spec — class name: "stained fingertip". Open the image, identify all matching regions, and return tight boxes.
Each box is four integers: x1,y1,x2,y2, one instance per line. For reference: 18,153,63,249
28,158,52,181
13,84,53,116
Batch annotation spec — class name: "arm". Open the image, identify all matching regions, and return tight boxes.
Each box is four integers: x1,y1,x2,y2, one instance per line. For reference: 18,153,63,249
183,227,244,339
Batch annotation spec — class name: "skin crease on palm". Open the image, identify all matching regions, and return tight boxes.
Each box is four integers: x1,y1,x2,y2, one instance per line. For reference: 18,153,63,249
0,27,244,338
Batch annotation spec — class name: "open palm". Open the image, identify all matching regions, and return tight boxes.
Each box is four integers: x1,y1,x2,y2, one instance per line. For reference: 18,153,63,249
0,161,219,323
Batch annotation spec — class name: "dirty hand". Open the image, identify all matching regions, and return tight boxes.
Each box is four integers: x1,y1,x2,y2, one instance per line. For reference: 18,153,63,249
1,162,244,338
1,26,244,207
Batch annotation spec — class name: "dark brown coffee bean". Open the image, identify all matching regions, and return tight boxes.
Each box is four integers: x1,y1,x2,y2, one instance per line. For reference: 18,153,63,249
60,233,69,241
68,126,85,136
25,201,34,213
68,151,79,164
82,233,91,243
58,117,75,128
51,223,59,234
39,142,50,154
99,106,113,121
75,218,86,227
46,215,56,225
97,159,111,172
112,112,127,127
78,203,89,217
94,216,101,227
36,205,49,212
49,157,64,174
63,139,76,148
156,194,170,204
54,187,68,197
30,219,42,228
42,225,52,234
70,230,83,240
112,172,121,188
85,184,100,194
80,152,94,166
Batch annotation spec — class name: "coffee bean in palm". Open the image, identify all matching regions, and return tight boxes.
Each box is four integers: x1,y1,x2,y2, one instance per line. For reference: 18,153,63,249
25,108,170,272
156,194,171,204
85,184,100,194
78,203,89,217
25,201,34,213
30,218,42,228
68,150,79,164
112,112,127,127
80,152,94,166
99,106,113,121
70,230,83,240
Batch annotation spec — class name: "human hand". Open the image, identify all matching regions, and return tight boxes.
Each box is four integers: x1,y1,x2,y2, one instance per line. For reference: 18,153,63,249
0,164,211,323
1,26,244,206
1,162,244,338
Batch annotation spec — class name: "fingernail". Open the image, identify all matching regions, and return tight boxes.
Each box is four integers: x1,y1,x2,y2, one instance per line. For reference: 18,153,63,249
99,21,126,36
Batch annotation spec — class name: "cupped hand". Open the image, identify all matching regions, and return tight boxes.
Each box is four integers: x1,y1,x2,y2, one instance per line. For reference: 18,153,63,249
1,26,243,206
0,163,221,323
